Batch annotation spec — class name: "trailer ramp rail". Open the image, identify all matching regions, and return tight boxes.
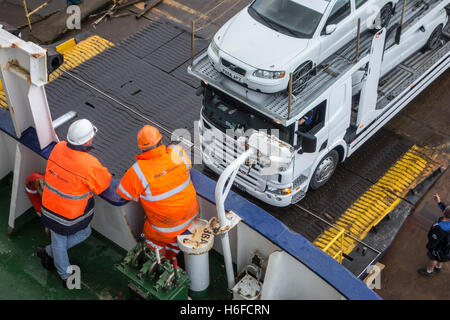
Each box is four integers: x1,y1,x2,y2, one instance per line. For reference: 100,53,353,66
322,229,345,264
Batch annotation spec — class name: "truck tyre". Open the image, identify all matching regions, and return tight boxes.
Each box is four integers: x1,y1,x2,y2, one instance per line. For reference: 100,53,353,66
310,150,339,190
425,25,443,51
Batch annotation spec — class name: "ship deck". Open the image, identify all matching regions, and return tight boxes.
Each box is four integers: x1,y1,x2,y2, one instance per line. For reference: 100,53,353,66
0,174,231,299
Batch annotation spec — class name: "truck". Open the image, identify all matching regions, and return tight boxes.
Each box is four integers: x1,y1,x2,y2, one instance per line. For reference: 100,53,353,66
188,0,450,207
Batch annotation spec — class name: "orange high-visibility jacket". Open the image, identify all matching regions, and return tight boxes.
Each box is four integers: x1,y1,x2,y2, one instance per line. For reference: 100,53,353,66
117,144,199,242
41,141,111,235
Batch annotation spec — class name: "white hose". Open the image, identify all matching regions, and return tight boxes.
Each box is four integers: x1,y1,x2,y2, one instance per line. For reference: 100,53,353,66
215,148,255,289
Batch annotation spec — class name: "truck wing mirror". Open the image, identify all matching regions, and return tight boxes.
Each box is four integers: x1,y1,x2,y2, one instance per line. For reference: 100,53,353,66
325,24,337,35
296,131,317,153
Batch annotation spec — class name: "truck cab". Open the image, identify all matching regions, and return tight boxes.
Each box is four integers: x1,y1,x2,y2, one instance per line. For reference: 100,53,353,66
199,86,297,207
199,71,352,207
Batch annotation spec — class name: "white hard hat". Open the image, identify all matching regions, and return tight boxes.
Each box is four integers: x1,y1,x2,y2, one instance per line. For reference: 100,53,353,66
67,119,97,146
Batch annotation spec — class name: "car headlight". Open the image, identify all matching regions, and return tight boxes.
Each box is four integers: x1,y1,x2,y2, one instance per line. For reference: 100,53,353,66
209,39,220,57
253,70,285,79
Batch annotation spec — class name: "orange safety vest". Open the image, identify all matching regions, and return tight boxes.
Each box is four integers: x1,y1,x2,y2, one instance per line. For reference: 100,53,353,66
117,144,199,243
41,141,111,235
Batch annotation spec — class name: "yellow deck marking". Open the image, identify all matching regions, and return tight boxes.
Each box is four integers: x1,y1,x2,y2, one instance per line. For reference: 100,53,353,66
0,36,113,111
314,145,441,261
50,35,113,81
0,80,6,111
56,38,77,54
152,8,185,26
164,0,209,21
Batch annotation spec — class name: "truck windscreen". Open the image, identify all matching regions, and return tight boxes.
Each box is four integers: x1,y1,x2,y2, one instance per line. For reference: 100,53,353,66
202,87,292,144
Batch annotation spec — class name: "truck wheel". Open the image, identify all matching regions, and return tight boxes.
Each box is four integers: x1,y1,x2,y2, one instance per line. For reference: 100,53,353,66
310,150,339,190
425,25,443,51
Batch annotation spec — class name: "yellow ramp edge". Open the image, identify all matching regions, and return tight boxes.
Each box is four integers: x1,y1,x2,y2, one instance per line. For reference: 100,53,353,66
0,35,114,110
49,35,114,81
314,145,441,261
0,80,6,110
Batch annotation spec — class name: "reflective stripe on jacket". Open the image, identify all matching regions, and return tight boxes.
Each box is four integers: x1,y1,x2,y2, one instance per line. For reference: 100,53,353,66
117,144,199,242
41,141,111,235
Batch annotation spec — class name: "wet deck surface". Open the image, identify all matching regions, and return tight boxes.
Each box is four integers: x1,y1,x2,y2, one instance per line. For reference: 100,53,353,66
1,0,449,299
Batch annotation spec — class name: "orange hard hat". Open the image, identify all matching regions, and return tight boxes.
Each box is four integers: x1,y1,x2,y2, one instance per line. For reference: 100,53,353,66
137,125,162,150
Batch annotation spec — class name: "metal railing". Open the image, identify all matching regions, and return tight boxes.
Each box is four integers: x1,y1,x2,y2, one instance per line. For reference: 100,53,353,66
322,229,345,264
22,0,53,31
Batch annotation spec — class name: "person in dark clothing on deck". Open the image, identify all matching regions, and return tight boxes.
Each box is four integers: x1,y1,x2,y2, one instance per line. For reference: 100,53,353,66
418,193,450,276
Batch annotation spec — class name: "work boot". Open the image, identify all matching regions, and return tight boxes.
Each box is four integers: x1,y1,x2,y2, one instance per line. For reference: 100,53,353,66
36,246,56,270
417,268,434,276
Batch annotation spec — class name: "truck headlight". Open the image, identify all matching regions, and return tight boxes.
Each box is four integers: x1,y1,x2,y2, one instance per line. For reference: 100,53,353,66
253,70,285,79
267,186,292,195
209,39,220,57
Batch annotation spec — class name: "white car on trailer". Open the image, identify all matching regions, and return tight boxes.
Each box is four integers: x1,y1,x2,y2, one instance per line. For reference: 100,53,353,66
208,0,399,94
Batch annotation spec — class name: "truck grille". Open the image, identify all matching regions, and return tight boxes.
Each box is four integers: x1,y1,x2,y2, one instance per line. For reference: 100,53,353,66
221,59,246,76
202,127,267,192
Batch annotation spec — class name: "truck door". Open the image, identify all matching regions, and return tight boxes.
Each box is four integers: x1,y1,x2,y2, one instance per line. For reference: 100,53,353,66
328,79,352,146
319,0,354,62
356,28,386,134
295,100,329,178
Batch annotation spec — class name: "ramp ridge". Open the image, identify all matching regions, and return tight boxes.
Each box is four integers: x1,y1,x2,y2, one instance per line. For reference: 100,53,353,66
314,145,441,260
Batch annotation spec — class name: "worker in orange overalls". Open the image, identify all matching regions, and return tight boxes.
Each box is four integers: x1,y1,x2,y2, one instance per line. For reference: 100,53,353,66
36,119,112,288
117,125,199,260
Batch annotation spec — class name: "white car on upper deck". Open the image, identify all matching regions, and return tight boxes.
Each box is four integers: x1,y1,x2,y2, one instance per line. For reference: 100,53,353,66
207,0,400,94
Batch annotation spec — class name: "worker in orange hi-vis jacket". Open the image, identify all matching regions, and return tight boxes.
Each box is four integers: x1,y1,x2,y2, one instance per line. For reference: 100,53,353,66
36,119,112,288
117,125,199,260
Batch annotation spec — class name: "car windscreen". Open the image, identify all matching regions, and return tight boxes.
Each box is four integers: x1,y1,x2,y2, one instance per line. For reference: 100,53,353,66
249,0,325,38
202,87,293,144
